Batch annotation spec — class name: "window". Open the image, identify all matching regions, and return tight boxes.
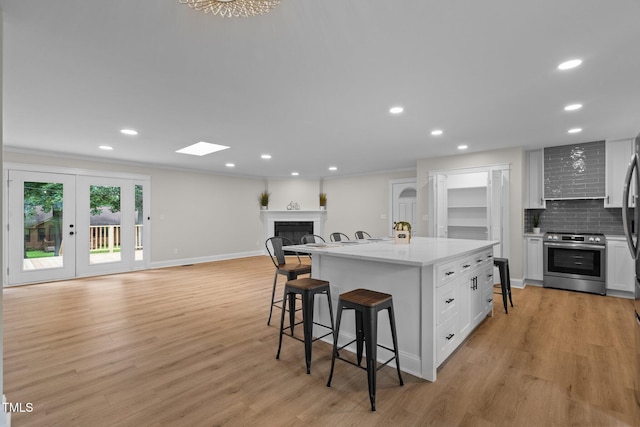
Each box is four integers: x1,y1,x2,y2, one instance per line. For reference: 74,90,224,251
37,228,46,242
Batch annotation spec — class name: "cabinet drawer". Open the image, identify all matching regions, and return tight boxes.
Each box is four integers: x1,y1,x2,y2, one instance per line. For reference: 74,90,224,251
436,282,457,325
436,259,459,287
436,315,458,365
483,287,494,313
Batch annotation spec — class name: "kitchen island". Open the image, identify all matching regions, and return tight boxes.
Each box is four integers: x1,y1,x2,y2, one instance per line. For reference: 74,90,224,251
290,236,499,381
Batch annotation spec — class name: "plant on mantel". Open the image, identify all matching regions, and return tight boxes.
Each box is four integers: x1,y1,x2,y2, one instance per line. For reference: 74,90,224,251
258,191,270,210
319,193,327,210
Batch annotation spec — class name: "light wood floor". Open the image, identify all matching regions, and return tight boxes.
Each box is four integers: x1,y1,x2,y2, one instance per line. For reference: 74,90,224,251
4,257,640,426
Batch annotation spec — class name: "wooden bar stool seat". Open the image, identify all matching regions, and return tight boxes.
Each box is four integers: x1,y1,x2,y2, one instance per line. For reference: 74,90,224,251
326,288,404,411
494,257,514,313
276,277,335,374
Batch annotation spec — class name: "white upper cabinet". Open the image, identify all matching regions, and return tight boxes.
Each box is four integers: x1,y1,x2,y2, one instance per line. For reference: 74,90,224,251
605,138,635,208
525,149,545,209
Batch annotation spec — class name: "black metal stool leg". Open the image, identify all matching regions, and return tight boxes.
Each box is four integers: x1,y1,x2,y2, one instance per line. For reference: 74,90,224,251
302,291,314,374
364,307,378,411
327,300,344,387
355,311,364,367
498,262,508,313
276,291,289,359
268,272,278,325
387,306,404,386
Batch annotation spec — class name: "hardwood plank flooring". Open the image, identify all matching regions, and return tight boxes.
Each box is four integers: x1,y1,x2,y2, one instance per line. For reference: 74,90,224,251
4,256,640,426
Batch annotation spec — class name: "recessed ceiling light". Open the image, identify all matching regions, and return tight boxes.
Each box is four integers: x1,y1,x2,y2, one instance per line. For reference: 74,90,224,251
261,154,272,159
558,59,582,70
564,104,583,111
99,145,114,150
431,129,444,136
568,128,583,134
328,166,338,171
225,163,235,168
291,172,299,176
120,129,138,136
389,106,404,114
457,145,468,150
176,141,229,156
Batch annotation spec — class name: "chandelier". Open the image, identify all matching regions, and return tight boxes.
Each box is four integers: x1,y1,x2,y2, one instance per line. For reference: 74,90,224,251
178,0,281,18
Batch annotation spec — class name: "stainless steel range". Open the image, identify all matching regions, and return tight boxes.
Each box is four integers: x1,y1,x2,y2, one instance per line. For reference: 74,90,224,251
543,231,606,295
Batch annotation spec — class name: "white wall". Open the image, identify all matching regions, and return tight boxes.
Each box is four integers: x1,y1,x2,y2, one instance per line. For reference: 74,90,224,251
0,10,5,426
416,147,525,278
323,170,417,240
3,152,266,265
267,179,320,211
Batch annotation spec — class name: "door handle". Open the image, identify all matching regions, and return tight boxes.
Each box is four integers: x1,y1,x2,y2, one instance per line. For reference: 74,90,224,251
622,152,638,258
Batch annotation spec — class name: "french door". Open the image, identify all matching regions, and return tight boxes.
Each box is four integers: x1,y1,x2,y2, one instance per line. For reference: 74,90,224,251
7,170,150,285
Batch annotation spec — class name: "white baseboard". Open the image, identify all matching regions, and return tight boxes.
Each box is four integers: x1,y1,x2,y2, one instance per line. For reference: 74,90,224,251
150,250,263,269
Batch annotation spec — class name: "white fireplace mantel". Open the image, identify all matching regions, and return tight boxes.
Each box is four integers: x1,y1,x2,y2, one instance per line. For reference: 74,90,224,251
261,210,327,246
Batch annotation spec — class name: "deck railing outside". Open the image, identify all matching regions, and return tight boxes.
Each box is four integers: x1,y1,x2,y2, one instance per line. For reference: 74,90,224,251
89,225,143,252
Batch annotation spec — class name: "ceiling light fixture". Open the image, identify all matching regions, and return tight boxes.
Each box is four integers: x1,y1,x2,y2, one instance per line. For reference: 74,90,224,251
568,128,583,134
261,154,272,159
291,172,299,176
178,0,280,18
120,129,138,136
389,106,404,114
558,59,582,70
457,145,468,150
564,104,583,111
176,141,230,156
225,163,235,168
431,129,443,136
328,166,337,171
99,145,114,150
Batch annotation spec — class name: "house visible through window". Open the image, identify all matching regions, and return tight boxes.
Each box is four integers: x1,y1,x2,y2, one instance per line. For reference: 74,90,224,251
24,229,30,243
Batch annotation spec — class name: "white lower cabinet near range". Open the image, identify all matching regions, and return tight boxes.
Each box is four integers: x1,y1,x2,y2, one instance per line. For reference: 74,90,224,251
606,237,634,293
524,236,544,281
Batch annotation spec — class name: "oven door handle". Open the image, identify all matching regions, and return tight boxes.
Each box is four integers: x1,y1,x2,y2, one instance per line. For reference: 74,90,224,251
543,242,605,250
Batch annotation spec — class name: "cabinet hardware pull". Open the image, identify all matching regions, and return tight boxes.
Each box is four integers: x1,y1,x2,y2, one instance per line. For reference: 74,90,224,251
476,259,482,263
463,264,471,268
487,299,493,303
445,298,454,304
446,333,455,340
445,271,454,276
487,274,492,278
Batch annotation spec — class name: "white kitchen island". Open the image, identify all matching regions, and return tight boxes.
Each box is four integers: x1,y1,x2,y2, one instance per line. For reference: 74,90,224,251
290,236,499,381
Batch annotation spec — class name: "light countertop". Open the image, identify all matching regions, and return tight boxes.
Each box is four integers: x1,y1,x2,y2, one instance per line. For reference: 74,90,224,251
289,236,498,267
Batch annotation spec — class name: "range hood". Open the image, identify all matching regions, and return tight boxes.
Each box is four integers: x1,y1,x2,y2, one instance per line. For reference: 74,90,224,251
543,140,605,200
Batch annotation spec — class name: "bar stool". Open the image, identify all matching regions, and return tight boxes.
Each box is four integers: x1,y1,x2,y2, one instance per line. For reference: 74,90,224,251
276,277,335,374
494,258,514,313
326,288,404,411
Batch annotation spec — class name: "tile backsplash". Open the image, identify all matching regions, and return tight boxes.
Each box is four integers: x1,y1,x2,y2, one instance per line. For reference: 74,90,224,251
525,199,625,235
543,140,605,199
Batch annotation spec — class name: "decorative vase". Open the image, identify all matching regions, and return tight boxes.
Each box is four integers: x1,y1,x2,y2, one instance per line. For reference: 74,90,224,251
320,206,326,211
533,227,541,234
261,205,268,210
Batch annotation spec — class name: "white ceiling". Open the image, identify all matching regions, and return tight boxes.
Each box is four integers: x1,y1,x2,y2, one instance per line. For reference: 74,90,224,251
2,1,639,179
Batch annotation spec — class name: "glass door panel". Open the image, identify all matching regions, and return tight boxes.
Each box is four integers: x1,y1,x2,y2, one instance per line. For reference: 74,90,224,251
8,171,76,285
89,185,122,265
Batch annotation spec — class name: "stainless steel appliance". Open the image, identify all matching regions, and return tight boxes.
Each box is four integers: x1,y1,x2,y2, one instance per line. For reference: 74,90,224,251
622,132,640,408
543,231,606,295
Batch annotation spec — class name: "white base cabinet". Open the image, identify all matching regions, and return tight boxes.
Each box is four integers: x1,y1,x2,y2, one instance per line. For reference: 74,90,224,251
524,236,544,281
436,249,494,365
606,238,634,293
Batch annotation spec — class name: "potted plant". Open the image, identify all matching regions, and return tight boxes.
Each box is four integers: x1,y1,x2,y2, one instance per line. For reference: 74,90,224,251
319,193,327,210
259,191,270,210
532,214,541,234
393,221,411,244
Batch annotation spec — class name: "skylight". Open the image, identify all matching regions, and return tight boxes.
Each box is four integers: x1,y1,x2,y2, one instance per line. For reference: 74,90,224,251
176,142,230,156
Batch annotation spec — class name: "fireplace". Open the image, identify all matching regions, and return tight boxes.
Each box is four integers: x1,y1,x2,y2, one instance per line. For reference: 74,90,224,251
261,210,326,254
274,221,314,245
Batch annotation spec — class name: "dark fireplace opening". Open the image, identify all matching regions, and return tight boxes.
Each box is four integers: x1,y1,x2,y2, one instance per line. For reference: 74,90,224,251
274,221,314,245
